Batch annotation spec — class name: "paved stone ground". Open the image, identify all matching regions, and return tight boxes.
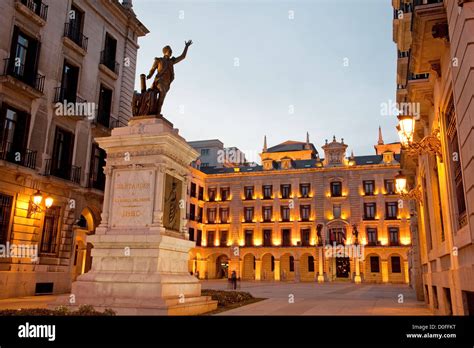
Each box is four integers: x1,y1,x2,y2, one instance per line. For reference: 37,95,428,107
201,280,431,316
0,281,430,315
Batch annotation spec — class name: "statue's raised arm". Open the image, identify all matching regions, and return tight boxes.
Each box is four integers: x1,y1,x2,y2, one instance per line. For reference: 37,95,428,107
173,40,193,64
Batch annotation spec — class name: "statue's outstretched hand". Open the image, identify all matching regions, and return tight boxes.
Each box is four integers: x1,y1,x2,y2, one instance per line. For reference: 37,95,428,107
185,40,193,47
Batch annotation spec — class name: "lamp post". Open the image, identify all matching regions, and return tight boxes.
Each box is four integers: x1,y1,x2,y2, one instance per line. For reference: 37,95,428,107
395,172,422,203
396,115,442,160
27,190,54,217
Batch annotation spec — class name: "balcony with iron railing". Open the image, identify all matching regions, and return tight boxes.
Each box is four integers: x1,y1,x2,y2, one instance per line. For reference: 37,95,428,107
0,141,36,169
64,23,88,52
17,0,48,21
1,58,45,93
44,159,81,184
53,86,86,105
413,0,443,7
88,171,105,191
100,50,120,75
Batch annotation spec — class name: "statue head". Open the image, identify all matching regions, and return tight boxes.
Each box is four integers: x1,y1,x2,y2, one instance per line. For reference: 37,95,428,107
163,45,172,57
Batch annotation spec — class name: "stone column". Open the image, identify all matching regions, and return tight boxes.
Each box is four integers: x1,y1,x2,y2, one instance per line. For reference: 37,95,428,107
318,248,325,283
98,167,113,230
255,259,262,281
313,259,318,281
354,256,361,284
294,259,300,282
151,164,165,228
239,259,243,279
381,260,389,283
404,260,409,284
274,259,281,281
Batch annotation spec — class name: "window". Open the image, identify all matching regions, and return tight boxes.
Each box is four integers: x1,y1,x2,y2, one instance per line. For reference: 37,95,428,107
333,204,341,219
20,0,48,20
0,193,13,245
0,104,31,167
391,256,401,273
219,208,229,223
282,229,291,246
58,60,79,103
66,4,86,48
207,231,215,247
196,230,202,246
188,227,195,242
198,186,204,201
89,143,105,190
389,227,399,246
263,185,272,199
271,256,275,272
207,208,216,223
363,203,376,220
244,186,254,200
51,127,75,181
384,179,395,194
220,230,228,246
197,207,203,223
330,181,342,197
308,256,315,272
101,33,117,72
370,256,380,273
263,229,272,246
300,183,310,198
244,207,254,222
281,206,290,222
329,227,345,244
366,228,377,246
432,286,439,309
190,183,196,198
445,100,467,228
262,206,272,222
97,84,113,127
220,187,230,201
301,229,310,246
201,148,209,156
363,180,375,195
244,230,253,246
289,256,295,272
208,188,216,202
300,205,310,221
40,206,61,254
386,202,398,219
7,27,41,88
189,204,195,221
281,184,291,199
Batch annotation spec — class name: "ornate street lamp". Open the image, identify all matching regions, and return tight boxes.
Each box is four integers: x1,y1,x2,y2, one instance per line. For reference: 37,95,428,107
395,172,422,203
396,115,442,159
28,190,54,217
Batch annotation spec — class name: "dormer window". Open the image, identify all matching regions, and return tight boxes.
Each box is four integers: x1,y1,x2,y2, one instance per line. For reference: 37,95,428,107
383,151,394,164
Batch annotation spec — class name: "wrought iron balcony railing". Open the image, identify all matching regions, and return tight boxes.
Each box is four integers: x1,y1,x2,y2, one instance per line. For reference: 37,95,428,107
64,23,88,51
20,0,48,21
2,58,45,92
0,141,36,169
53,87,86,105
44,158,81,184
100,50,120,74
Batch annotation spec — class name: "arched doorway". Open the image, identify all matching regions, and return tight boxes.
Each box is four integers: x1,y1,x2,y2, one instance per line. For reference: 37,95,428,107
242,253,256,280
216,254,229,279
280,253,294,281
261,253,275,280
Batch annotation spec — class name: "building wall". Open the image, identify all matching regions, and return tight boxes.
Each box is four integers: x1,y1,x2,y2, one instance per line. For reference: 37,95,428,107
392,0,474,315
0,0,147,299
188,157,412,284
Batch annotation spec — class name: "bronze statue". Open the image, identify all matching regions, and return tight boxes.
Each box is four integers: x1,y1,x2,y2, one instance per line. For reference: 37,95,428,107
132,40,193,117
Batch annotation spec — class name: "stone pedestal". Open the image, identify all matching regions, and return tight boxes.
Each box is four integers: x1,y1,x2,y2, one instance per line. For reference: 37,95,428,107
52,116,217,315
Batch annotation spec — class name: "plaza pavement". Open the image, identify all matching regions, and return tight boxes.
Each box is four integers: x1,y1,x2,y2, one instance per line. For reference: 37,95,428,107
202,280,431,316
0,281,431,315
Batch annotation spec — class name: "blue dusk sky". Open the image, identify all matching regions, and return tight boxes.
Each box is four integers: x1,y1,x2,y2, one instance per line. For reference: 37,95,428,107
132,0,398,163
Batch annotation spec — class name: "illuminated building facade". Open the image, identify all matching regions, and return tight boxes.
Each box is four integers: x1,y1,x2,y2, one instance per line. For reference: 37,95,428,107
188,134,412,284
392,0,474,314
0,0,148,299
